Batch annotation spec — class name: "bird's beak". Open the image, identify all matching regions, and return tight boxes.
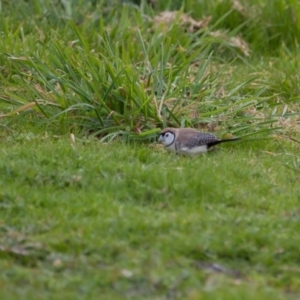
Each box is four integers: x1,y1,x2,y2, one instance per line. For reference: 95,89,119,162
158,135,163,142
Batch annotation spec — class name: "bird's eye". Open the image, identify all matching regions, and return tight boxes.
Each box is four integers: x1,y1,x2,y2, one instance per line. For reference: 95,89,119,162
165,133,170,137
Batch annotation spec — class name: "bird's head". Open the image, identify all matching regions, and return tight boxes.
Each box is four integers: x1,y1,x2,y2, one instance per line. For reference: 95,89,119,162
158,128,177,147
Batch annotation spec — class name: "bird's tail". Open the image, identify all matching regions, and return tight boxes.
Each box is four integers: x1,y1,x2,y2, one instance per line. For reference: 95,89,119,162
208,137,240,148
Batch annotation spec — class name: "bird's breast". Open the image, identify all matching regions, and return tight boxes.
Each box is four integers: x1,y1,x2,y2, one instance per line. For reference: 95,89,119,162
179,145,208,155
165,142,177,152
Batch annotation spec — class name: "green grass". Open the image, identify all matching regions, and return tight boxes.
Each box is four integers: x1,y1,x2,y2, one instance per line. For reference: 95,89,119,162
1,0,300,299
1,0,300,139
1,135,300,299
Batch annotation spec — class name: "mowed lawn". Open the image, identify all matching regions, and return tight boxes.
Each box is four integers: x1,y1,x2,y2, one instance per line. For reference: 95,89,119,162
1,134,300,299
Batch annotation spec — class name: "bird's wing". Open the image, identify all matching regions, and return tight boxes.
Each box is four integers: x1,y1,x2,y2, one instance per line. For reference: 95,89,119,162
184,133,219,148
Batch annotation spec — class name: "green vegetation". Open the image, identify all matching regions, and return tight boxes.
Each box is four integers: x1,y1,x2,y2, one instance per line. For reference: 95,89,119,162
0,0,300,299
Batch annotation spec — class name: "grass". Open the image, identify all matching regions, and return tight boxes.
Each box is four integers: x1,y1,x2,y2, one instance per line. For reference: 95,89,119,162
1,0,300,138
1,0,300,299
1,134,300,299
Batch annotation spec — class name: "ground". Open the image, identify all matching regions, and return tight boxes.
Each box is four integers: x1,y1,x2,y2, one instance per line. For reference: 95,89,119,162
1,133,300,299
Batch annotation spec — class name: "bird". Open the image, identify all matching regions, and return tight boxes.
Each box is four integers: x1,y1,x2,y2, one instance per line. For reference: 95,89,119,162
158,127,240,155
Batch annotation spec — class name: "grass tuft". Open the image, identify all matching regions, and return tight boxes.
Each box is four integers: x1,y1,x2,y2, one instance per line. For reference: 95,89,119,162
1,0,299,140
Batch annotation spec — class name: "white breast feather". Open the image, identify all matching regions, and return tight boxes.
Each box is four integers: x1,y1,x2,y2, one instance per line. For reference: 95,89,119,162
180,145,208,154
166,142,177,152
